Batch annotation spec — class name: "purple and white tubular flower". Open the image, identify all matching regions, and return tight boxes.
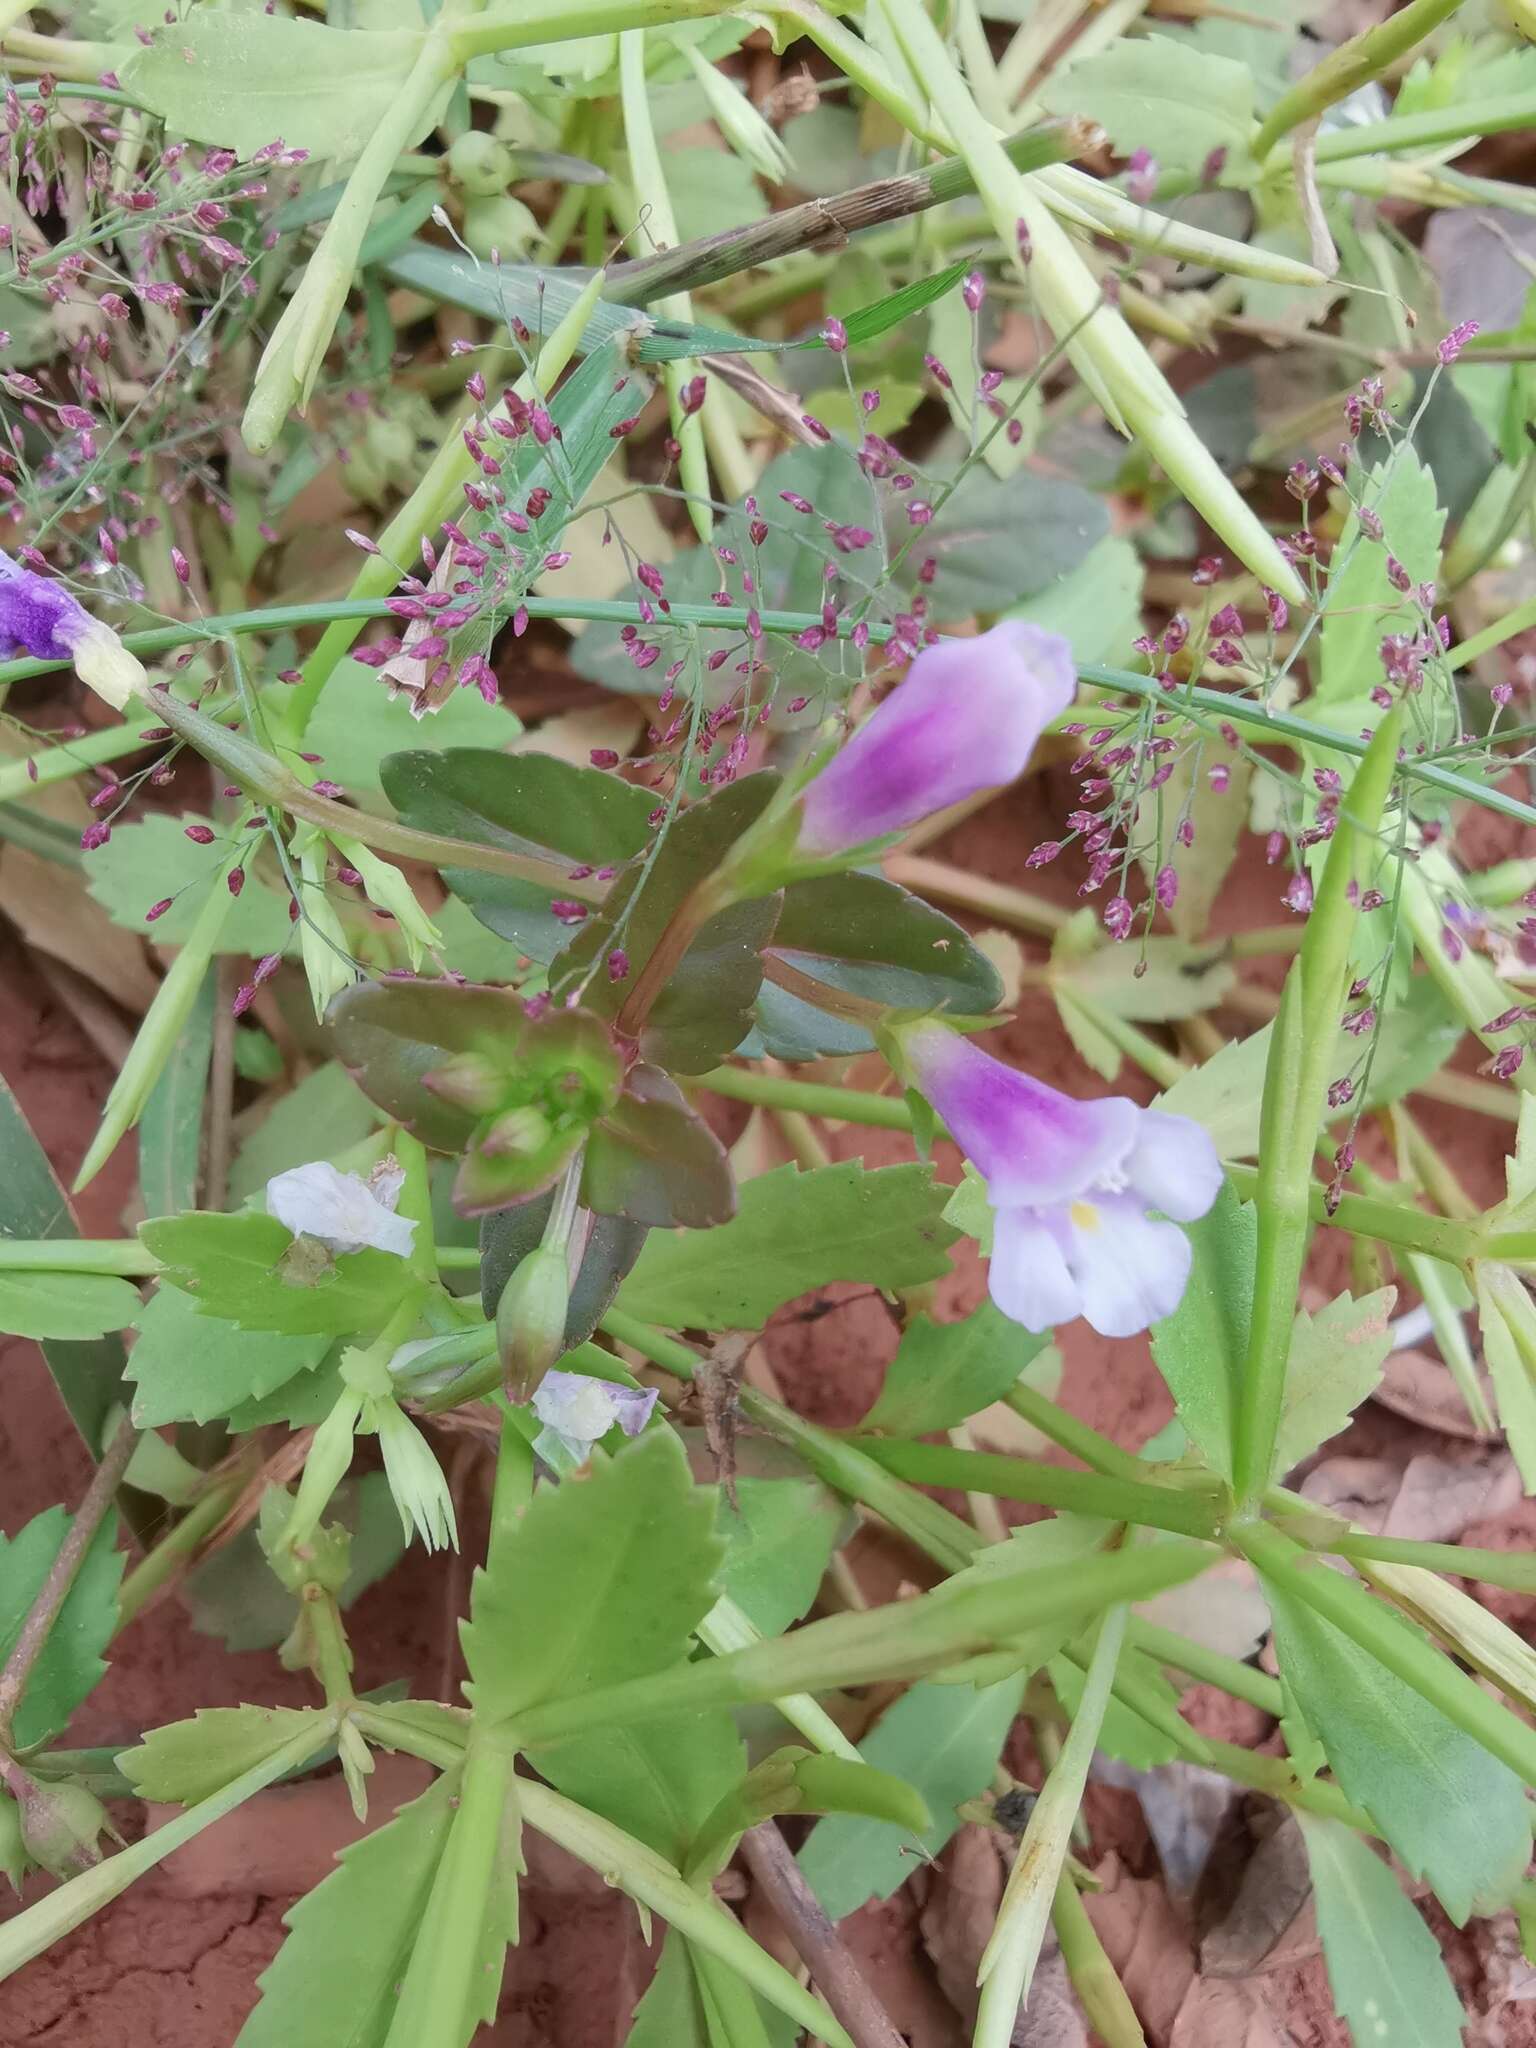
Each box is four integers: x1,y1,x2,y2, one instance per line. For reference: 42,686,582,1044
530,1371,658,1473
794,620,1076,859
0,550,147,709
900,1023,1222,1339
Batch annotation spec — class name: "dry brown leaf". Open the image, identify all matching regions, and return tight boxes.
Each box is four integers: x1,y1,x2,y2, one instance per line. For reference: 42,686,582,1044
1140,1559,1269,1666
1093,1760,1240,1903
1301,1449,1519,1543
1,846,161,1013
509,697,645,770
1083,1853,1196,2045
1200,1818,1317,1980
1168,1972,1296,2048
1373,1344,1501,1443
698,1331,752,1507
917,1827,1085,2046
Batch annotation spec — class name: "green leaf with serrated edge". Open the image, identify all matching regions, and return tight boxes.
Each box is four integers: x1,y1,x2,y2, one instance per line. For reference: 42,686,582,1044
0,1072,126,1447
754,871,1004,1063
127,1284,329,1427
1050,1648,1181,1769
930,1514,1114,1687
1265,1575,1527,1924
0,1507,123,1748
1040,35,1252,172
227,1064,380,1207
1148,1185,1253,1483
715,1474,845,1638
863,1301,1049,1438
1317,453,1445,711
379,749,651,963
233,1770,457,2048
539,1710,745,1868
464,1430,723,1721
0,1271,141,1341
224,1345,345,1432
85,815,292,953
308,658,521,803
140,1212,414,1337
140,965,213,1216
122,16,428,158
1297,1815,1465,2048
1272,1288,1394,1479
119,1705,329,1805
581,1065,735,1227
798,1675,1025,1920
551,774,783,1076
616,1162,957,1329
481,1192,647,1356
185,1475,403,1653
629,1931,710,2048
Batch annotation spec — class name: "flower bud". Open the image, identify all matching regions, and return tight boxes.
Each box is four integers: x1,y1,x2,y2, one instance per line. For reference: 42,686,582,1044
445,130,517,197
495,1245,571,1402
683,43,788,182
16,1774,111,1879
793,621,1076,860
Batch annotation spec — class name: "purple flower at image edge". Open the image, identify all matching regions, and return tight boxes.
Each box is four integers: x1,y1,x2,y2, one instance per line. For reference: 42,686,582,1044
902,1024,1222,1338
0,549,145,708
794,620,1076,858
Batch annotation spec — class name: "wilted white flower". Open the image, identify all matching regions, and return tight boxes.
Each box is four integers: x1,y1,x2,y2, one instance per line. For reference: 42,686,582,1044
531,1370,657,1472
266,1158,417,1258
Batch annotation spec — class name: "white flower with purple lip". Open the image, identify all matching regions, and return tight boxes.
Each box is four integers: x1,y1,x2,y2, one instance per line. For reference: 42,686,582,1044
901,1023,1221,1339
794,620,1076,859
531,1370,657,1473
0,550,146,709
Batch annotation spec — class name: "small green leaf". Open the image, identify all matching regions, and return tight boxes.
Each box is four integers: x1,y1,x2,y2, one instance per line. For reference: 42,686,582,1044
120,1705,330,1805
127,1284,330,1427
85,816,292,954
139,966,213,1216
464,1430,723,1722
798,1676,1025,1920
0,1271,142,1341
308,658,521,803
628,1931,710,2048
756,871,1003,1062
1297,1815,1465,2048
379,749,651,963
227,1064,380,1207
1041,35,1253,173
1050,911,1235,1027
1266,1575,1528,1924
121,14,427,159
616,1162,957,1329
892,467,1108,615
140,1212,414,1337
1272,1287,1394,1478
715,1474,845,1638
234,1771,458,2048
1317,455,1445,712
1050,1647,1181,1769
551,774,783,1075
0,1507,123,1748
538,1710,745,1868
863,1302,1050,1438
582,1066,736,1227
1148,1184,1253,1482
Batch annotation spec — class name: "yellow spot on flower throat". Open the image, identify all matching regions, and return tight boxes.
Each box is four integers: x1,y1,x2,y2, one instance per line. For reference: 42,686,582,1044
1069,1200,1101,1232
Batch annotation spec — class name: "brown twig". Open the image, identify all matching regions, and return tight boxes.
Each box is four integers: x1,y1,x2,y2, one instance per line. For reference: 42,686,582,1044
0,1413,139,1745
738,1821,909,2048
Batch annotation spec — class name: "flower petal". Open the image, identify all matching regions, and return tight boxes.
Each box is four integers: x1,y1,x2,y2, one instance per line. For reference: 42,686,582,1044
796,620,1076,856
986,1205,1081,1332
1125,1109,1223,1223
266,1160,417,1258
1062,1194,1192,1339
903,1023,1137,1205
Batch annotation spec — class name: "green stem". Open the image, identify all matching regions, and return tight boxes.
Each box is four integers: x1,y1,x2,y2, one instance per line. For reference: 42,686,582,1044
1450,594,1536,674
1128,1617,1283,1717
1329,1533,1536,1594
1233,713,1402,1508
448,0,733,62
1252,0,1465,159
1233,1521,1536,1792
1311,91,1536,163
383,1733,513,2048
1051,1871,1145,2048
695,1065,914,1131
851,1437,1224,1539
1000,1382,1154,1486
116,1467,250,1628
0,1714,336,1981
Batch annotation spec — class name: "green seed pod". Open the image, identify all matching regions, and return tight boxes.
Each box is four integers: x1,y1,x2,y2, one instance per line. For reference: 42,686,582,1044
446,130,518,197
0,1789,31,1892
17,1776,111,1879
496,1245,571,1402
461,195,538,262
